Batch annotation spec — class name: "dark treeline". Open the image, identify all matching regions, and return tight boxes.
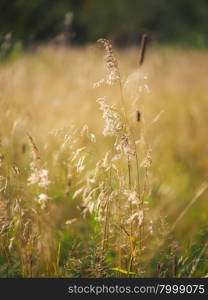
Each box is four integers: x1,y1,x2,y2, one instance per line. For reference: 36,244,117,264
0,0,208,47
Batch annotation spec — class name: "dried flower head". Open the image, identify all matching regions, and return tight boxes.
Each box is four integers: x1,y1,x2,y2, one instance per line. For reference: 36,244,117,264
123,189,141,206
26,132,41,165
28,167,51,187
96,97,123,136
94,38,120,87
127,210,144,226
140,148,152,168
116,134,136,159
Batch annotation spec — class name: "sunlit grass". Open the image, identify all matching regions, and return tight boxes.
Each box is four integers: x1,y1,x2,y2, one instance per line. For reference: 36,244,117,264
0,44,208,277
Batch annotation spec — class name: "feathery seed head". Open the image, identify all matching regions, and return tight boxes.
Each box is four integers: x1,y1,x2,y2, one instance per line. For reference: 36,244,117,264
95,38,120,86
96,97,123,136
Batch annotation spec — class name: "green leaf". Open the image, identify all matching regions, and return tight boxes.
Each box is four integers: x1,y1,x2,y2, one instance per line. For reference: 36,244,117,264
111,267,136,275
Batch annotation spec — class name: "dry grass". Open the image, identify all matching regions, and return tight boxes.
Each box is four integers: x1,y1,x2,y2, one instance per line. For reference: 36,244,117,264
0,43,208,277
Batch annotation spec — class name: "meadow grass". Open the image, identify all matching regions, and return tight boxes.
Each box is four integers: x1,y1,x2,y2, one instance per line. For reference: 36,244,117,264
0,43,208,277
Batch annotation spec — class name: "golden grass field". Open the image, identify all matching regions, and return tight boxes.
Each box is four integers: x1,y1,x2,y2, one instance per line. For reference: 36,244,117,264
0,43,208,277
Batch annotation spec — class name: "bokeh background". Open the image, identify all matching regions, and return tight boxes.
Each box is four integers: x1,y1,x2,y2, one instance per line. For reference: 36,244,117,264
1,0,208,51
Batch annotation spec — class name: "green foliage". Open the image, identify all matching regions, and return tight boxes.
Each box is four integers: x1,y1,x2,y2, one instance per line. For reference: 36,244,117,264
148,227,208,277
111,267,136,275
0,0,208,47
0,39,23,63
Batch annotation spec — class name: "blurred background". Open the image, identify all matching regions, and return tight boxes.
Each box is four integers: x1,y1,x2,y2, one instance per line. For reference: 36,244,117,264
0,0,208,54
